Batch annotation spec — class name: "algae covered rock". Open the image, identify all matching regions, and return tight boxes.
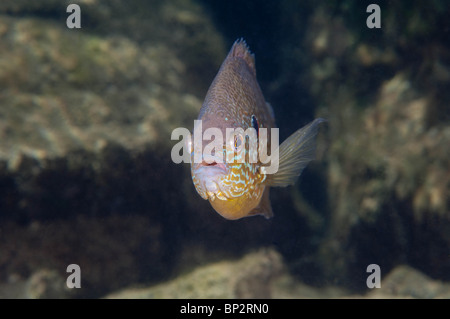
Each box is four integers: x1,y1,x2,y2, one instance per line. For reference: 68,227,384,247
0,0,226,297
105,251,450,299
0,1,225,226
0,215,166,297
289,1,450,288
106,248,284,299
0,1,225,167
367,265,450,299
0,268,72,299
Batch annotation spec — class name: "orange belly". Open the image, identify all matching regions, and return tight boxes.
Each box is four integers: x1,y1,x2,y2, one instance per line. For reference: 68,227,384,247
209,186,264,220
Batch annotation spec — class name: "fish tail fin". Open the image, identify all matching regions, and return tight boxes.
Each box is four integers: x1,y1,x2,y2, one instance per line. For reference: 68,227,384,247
248,187,273,219
266,118,326,187
230,38,256,76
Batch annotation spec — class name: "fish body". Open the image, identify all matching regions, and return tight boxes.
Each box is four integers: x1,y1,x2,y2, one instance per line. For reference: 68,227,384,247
190,39,324,220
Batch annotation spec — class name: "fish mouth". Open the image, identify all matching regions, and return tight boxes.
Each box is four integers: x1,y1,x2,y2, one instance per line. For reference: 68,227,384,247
193,161,228,173
192,156,229,200
192,155,228,173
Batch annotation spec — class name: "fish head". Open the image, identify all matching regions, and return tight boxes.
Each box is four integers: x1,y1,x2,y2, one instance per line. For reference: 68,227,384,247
189,129,266,219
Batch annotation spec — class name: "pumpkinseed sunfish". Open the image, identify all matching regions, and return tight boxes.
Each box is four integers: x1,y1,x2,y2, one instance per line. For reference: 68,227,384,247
190,39,325,220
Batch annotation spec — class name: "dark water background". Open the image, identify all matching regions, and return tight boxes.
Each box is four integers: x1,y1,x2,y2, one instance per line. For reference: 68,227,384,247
0,0,449,298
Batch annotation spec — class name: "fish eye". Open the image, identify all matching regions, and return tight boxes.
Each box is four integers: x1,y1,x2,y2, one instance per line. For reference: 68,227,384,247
251,115,259,137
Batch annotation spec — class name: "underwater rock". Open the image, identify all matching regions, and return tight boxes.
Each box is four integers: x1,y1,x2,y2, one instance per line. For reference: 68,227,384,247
105,252,450,299
0,0,226,172
0,0,225,219
366,265,450,299
26,269,71,299
290,2,450,288
0,269,71,299
272,275,349,299
0,215,166,297
274,264,450,299
0,0,227,298
106,248,284,299
0,18,216,168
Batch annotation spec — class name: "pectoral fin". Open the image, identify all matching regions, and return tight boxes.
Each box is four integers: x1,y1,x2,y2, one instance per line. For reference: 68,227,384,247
266,118,326,187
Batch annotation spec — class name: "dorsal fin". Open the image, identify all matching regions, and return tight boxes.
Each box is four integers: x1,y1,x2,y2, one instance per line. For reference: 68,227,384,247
229,38,256,76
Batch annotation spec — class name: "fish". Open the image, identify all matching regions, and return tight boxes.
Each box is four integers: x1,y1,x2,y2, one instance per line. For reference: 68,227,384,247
189,38,325,220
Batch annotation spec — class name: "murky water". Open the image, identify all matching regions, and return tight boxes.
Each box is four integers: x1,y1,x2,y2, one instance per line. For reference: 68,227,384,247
0,0,449,299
